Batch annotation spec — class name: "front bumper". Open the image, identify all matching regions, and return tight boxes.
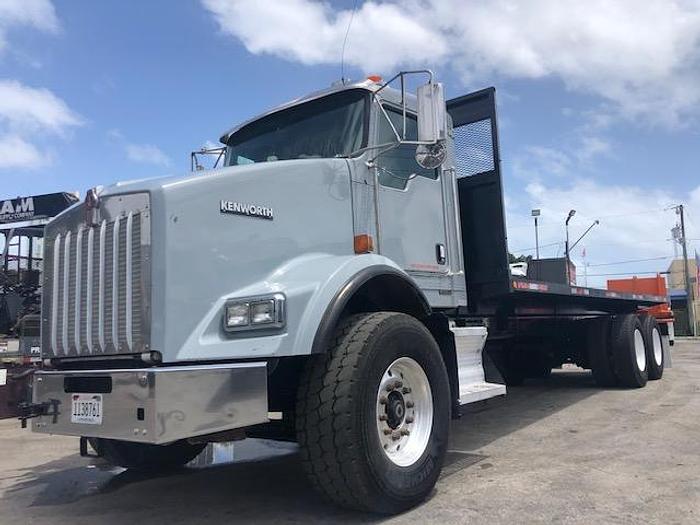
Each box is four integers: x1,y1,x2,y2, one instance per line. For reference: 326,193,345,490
31,362,268,444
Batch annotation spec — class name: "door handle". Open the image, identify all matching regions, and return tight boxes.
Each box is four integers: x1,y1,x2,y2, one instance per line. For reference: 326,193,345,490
436,244,446,265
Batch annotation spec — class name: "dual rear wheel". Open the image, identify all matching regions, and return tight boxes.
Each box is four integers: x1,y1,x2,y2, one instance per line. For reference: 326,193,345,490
589,314,665,388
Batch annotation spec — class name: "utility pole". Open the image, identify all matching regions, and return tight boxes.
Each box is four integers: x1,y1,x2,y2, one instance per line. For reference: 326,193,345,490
677,204,696,336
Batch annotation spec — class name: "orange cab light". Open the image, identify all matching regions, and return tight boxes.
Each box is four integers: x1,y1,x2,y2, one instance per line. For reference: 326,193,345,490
354,234,374,254
367,75,382,83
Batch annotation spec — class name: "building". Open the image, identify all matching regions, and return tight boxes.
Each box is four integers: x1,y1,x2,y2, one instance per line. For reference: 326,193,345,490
666,257,700,335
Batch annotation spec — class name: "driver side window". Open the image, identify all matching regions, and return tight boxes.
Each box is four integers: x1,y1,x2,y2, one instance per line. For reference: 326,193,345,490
376,106,437,189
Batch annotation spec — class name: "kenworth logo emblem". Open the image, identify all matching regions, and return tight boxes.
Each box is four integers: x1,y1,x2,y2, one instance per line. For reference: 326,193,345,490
220,200,273,220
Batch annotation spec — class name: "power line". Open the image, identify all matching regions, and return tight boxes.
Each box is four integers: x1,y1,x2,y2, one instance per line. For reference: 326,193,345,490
510,241,562,253
586,271,668,277
586,255,672,267
507,207,671,230
594,207,670,219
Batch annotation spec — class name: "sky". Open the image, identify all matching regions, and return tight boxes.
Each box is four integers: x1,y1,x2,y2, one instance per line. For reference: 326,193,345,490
1,0,700,288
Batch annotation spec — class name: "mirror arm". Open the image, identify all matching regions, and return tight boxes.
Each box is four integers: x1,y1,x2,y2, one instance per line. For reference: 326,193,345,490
374,70,434,96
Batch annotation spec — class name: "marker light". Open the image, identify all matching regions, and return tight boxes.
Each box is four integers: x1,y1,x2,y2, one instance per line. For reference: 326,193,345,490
354,234,374,254
367,75,382,83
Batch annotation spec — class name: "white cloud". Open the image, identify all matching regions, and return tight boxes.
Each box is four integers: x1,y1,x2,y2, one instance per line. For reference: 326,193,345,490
125,143,171,166
0,79,82,134
576,136,611,163
0,134,46,169
0,1,74,170
0,80,82,169
0,0,59,52
201,0,700,126
201,0,448,72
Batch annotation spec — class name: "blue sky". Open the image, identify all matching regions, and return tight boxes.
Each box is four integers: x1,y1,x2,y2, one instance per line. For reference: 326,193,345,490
1,0,700,287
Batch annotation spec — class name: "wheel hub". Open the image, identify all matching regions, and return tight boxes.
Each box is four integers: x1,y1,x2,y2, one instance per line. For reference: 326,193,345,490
385,391,406,429
376,357,433,467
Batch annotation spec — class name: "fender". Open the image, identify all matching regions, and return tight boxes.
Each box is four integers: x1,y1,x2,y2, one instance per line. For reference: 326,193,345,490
172,254,429,361
311,264,431,354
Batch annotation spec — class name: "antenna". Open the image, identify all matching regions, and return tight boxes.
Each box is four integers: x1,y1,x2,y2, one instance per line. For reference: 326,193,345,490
340,0,359,84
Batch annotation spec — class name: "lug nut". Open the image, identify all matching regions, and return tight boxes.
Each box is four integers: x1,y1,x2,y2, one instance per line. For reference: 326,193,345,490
379,395,388,405
394,380,403,389
401,428,410,436
392,432,401,441
402,387,411,394
378,414,387,421
405,416,414,424
383,429,392,435
406,401,415,408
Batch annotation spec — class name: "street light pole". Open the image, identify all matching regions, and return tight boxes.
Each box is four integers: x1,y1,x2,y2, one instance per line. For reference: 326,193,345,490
565,209,576,284
570,220,600,253
532,209,541,259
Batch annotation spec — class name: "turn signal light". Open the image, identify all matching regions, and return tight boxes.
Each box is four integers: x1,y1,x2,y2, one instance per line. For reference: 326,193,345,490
354,234,374,254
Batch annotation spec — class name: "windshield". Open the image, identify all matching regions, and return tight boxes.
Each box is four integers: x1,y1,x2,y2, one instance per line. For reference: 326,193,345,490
225,89,368,166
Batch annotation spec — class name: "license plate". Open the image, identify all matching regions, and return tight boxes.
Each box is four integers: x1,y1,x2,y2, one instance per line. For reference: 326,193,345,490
70,394,103,425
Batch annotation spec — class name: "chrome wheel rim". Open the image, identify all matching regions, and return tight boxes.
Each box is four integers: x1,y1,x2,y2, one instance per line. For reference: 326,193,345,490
375,357,433,467
652,327,663,366
633,328,646,372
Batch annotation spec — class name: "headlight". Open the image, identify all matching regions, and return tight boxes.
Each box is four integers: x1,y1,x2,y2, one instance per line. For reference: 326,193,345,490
223,293,285,333
250,300,275,324
225,303,250,328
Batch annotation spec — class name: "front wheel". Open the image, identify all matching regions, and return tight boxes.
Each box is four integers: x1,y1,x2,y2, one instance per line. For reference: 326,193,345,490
296,312,450,514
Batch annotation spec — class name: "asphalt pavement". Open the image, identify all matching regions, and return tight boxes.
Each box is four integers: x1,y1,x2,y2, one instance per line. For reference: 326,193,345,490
1,340,699,524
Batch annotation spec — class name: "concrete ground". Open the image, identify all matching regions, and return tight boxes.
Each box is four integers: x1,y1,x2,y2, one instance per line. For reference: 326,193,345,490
1,340,699,525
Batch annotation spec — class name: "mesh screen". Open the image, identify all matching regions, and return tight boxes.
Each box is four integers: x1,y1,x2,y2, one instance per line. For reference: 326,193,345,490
453,118,494,178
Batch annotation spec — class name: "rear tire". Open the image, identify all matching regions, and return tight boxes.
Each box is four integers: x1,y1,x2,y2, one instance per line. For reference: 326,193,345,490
610,315,648,388
641,316,664,380
90,438,206,471
296,312,450,514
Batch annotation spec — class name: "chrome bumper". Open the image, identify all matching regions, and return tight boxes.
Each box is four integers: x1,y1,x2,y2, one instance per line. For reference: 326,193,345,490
31,362,268,444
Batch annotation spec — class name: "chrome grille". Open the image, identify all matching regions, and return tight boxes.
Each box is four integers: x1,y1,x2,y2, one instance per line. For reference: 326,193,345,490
42,193,150,357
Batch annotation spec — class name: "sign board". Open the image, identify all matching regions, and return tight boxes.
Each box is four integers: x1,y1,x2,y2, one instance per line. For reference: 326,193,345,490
0,192,79,225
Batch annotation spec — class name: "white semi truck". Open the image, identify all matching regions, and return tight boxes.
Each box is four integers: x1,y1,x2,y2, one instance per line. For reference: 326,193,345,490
23,72,669,514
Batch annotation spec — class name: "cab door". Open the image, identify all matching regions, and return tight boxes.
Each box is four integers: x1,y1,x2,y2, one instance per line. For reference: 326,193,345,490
374,105,448,276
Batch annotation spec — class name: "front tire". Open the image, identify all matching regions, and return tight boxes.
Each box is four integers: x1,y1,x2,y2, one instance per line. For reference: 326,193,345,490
296,312,450,514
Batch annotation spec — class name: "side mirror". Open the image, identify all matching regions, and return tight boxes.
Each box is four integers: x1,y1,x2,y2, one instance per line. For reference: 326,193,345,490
416,82,446,143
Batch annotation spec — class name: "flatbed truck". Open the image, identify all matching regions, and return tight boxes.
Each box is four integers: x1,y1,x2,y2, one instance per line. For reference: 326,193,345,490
25,72,668,513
